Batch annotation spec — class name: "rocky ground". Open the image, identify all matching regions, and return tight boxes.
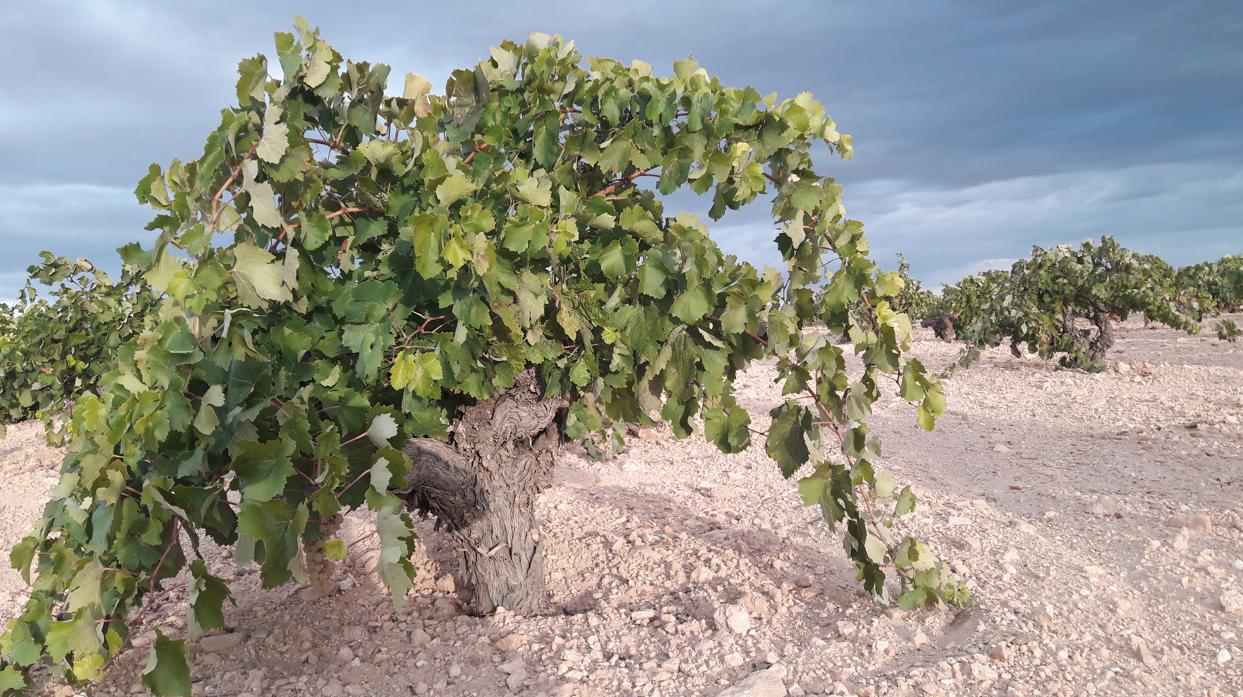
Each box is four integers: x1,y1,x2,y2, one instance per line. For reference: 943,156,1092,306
1,315,1241,697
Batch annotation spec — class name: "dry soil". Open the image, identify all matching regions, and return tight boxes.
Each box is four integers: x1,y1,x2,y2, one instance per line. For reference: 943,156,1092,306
1,316,1241,697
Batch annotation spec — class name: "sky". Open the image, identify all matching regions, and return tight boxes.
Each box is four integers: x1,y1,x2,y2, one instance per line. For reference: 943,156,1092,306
1,1,1240,302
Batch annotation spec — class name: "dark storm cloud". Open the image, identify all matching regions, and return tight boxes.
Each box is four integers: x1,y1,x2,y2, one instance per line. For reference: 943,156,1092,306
1,1,1240,300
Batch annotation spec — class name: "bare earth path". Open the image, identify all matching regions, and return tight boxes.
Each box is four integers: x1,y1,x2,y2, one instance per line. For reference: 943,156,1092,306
1,316,1240,697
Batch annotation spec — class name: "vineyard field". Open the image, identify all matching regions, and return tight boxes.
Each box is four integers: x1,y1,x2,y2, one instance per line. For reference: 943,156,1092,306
2,315,1239,696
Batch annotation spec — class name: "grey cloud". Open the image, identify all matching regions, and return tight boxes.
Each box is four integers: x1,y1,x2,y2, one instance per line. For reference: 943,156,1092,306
0,0,1239,295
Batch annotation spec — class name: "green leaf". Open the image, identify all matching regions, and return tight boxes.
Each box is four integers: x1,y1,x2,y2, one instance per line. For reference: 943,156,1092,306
341,325,388,382
670,286,712,324
302,213,332,250
66,558,104,611
6,622,40,667
638,261,667,299
375,510,416,609
235,55,268,103
0,667,26,693
533,116,560,168
303,45,332,88
45,611,102,663
569,360,591,387
893,487,917,517
142,630,191,697
704,404,750,453
233,439,294,503
231,243,291,308
766,402,812,477
236,500,308,588
898,587,929,611
241,164,282,229
599,241,627,280
873,471,898,499
146,252,181,294
193,384,225,435
899,360,926,402
9,536,36,584
409,213,446,279
797,471,828,506
188,560,231,634
863,534,888,564
673,57,699,80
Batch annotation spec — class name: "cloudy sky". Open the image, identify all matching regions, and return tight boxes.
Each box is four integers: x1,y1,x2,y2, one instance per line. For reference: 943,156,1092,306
1,1,1240,301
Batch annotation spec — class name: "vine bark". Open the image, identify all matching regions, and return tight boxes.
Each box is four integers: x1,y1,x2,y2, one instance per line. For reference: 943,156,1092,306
394,369,566,614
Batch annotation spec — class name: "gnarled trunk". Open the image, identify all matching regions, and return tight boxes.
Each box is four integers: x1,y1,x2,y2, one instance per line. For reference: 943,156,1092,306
920,313,957,342
394,369,565,615
1062,306,1115,362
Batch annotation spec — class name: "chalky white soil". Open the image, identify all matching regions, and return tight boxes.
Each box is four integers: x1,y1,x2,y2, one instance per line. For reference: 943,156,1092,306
2,316,1241,697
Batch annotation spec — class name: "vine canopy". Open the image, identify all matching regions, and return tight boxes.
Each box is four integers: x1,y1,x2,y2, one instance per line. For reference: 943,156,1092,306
0,20,963,695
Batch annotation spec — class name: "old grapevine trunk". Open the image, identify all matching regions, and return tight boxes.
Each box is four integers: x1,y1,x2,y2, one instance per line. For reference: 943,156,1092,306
920,313,957,342
1062,306,1115,361
394,369,566,615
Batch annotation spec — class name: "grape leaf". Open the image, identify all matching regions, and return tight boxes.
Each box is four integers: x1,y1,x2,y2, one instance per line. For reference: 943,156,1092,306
141,631,191,697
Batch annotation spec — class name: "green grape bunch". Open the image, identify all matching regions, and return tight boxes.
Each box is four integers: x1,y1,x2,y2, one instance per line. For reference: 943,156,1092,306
0,20,966,695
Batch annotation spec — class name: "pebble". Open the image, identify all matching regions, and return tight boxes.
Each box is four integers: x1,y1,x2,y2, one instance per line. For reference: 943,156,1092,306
722,604,752,634
1167,513,1212,532
719,664,788,697
1218,648,1232,665
198,631,247,653
498,657,525,675
494,632,525,652
1220,589,1243,614
1172,529,1190,551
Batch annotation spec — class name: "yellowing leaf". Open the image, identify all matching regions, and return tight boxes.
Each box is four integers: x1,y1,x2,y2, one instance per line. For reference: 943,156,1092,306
515,176,552,207
403,73,433,117
304,42,333,88
435,172,476,207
